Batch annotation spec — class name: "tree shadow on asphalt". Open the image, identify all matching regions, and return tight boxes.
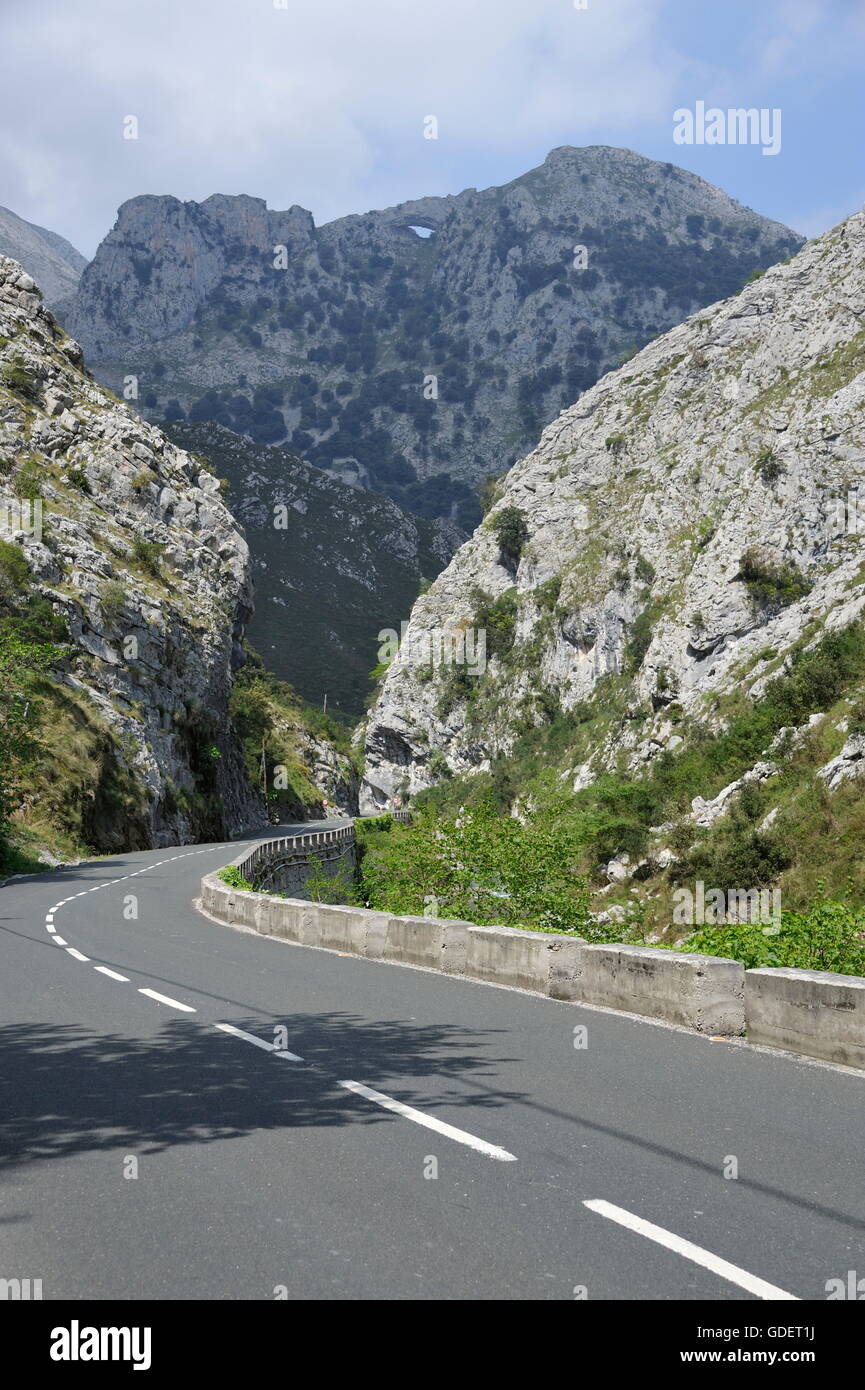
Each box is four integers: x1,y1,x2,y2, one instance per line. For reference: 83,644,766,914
0,1014,527,1169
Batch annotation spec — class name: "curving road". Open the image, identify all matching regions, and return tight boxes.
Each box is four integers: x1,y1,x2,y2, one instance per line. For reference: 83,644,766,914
1,823,864,1301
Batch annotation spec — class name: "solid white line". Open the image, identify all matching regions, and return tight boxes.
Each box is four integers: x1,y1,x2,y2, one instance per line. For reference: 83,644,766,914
215,1022,304,1060
66,948,89,962
338,1079,517,1162
138,988,196,1013
583,1200,799,1301
95,966,129,982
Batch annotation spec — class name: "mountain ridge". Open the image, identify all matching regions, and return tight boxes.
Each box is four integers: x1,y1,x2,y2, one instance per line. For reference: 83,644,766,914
58,145,803,523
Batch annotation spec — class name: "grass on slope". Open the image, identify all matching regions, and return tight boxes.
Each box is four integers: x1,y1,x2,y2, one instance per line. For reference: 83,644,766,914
410,621,865,951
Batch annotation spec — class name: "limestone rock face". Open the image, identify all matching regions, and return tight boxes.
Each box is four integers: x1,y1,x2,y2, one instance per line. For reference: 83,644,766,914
0,254,267,848
362,212,865,811
64,193,314,359
58,147,801,517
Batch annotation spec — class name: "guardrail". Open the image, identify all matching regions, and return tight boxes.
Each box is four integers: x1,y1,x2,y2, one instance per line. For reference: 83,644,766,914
233,823,357,898
199,832,865,1069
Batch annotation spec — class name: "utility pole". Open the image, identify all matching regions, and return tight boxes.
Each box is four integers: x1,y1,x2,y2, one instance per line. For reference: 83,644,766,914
260,739,267,796
323,693,327,714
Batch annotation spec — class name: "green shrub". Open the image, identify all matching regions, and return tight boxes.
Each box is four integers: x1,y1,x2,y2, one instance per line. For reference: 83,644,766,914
755,447,783,483
132,536,164,578
635,555,655,586
101,582,127,624
473,587,518,660
0,539,30,591
534,575,562,611
217,865,255,891
131,469,155,494
426,748,451,779
739,548,811,610
306,862,359,905
625,605,657,672
680,889,865,976
436,662,477,718
1,358,35,396
15,459,43,500
66,465,91,494
358,799,591,934
492,506,529,568
696,830,792,893
10,596,68,643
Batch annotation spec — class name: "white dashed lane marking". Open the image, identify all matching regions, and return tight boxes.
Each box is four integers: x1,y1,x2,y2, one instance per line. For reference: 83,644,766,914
216,1021,304,1061
138,988,196,1013
43,843,224,1010
40,843,520,1165
338,1079,518,1162
583,1200,799,1301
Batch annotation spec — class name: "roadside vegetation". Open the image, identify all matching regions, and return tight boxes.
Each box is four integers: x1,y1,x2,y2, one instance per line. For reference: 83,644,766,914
229,643,357,821
359,621,865,974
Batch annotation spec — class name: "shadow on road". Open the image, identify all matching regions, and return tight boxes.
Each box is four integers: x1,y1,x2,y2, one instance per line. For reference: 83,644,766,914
0,1014,526,1170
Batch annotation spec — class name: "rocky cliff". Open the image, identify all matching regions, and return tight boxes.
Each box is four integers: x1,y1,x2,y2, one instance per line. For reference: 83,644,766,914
59,147,802,524
0,207,87,307
0,254,266,850
362,211,865,815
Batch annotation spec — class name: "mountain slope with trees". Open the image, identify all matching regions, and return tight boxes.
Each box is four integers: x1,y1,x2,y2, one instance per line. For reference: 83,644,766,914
60,146,802,523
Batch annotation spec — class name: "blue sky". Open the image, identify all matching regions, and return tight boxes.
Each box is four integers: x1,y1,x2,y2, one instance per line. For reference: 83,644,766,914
1,0,862,256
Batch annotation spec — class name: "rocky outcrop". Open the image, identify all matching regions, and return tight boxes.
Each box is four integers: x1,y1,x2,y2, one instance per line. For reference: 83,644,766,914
0,206,87,307
63,194,313,358
818,732,865,790
0,255,266,848
58,147,801,523
362,211,865,810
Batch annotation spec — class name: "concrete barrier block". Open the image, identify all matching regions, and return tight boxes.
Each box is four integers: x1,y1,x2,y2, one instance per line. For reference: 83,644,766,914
231,889,259,929
362,911,389,959
746,967,865,1068
381,915,470,972
465,925,583,996
299,902,351,951
266,898,304,943
548,937,586,1001
579,944,745,1033
200,874,220,915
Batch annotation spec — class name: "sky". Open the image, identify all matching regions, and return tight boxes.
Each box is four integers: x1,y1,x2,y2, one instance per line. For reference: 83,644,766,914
1,0,863,258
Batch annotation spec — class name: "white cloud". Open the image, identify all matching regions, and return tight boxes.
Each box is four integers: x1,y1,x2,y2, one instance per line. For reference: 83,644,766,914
0,0,683,254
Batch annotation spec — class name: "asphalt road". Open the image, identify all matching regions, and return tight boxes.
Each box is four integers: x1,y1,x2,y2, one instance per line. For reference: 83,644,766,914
1,822,863,1301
